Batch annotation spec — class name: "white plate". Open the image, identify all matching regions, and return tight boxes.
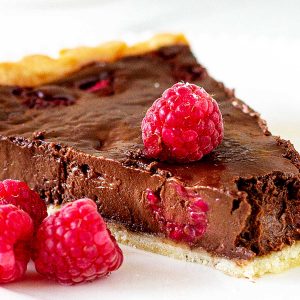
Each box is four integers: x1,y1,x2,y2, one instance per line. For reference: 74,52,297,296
1,245,300,300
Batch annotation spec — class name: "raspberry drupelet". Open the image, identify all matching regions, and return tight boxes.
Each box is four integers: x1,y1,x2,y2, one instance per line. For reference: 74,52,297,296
142,82,224,162
33,198,123,285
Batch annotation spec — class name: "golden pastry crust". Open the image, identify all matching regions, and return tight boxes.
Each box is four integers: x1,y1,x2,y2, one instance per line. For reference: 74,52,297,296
108,222,300,278
0,33,188,87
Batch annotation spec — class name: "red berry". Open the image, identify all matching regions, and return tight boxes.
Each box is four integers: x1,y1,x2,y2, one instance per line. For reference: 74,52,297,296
86,79,110,93
146,184,208,244
33,199,123,285
18,87,76,109
0,179,47,232
0,204,34,283
142,82,224,162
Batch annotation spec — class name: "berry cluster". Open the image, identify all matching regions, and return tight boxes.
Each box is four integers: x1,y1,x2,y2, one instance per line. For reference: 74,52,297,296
13,87,76,109
0,180,123,285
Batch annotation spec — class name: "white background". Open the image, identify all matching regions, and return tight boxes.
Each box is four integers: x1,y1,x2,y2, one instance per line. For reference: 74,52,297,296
0,0,299,299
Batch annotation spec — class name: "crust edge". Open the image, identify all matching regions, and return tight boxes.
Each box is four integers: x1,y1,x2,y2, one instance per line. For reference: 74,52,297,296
0,33,188,87
108,222,300,278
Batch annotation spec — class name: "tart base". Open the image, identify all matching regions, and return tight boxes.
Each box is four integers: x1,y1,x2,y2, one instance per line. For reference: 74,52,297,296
108,222,300,278
0,33,187,86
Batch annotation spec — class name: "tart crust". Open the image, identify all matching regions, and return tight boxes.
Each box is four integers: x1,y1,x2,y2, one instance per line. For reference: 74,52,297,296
0,33,187,86
108,222,300,278
2,34,300,278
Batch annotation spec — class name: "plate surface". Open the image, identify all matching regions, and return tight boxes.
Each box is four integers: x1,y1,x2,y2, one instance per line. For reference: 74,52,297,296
1,245,300,300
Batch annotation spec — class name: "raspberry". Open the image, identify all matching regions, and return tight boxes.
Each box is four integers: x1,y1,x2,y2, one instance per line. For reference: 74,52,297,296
77,71,114,95
86,79,111,93
33,198,123,285
0,179,47,232
141,82,224,162
146,184,208,244
0,204,34,283
14,87,76,109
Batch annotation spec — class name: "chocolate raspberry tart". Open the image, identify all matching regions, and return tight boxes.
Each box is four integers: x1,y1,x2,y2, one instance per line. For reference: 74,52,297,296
0,34,299,278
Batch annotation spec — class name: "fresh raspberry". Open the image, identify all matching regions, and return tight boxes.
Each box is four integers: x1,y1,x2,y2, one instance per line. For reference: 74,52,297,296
33,198,123,285
0,204,34,283
146,184,208,244
0,179,47,232
142,82,224,162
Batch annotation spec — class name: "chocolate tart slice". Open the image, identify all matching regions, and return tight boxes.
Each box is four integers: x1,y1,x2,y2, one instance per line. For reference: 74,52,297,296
0,34,299,278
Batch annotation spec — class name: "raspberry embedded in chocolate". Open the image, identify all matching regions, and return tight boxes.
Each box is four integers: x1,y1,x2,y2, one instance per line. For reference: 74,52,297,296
173,65,207,82
76,71,114,95
146,184,208,244
14,86,76,109
85,79,110,92
154,46,207,81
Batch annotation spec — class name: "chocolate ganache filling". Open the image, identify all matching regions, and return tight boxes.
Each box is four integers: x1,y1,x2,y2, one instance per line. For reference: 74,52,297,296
0,45,299,260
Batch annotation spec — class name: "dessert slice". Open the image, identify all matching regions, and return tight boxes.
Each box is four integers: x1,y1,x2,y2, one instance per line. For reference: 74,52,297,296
0,34,299,278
